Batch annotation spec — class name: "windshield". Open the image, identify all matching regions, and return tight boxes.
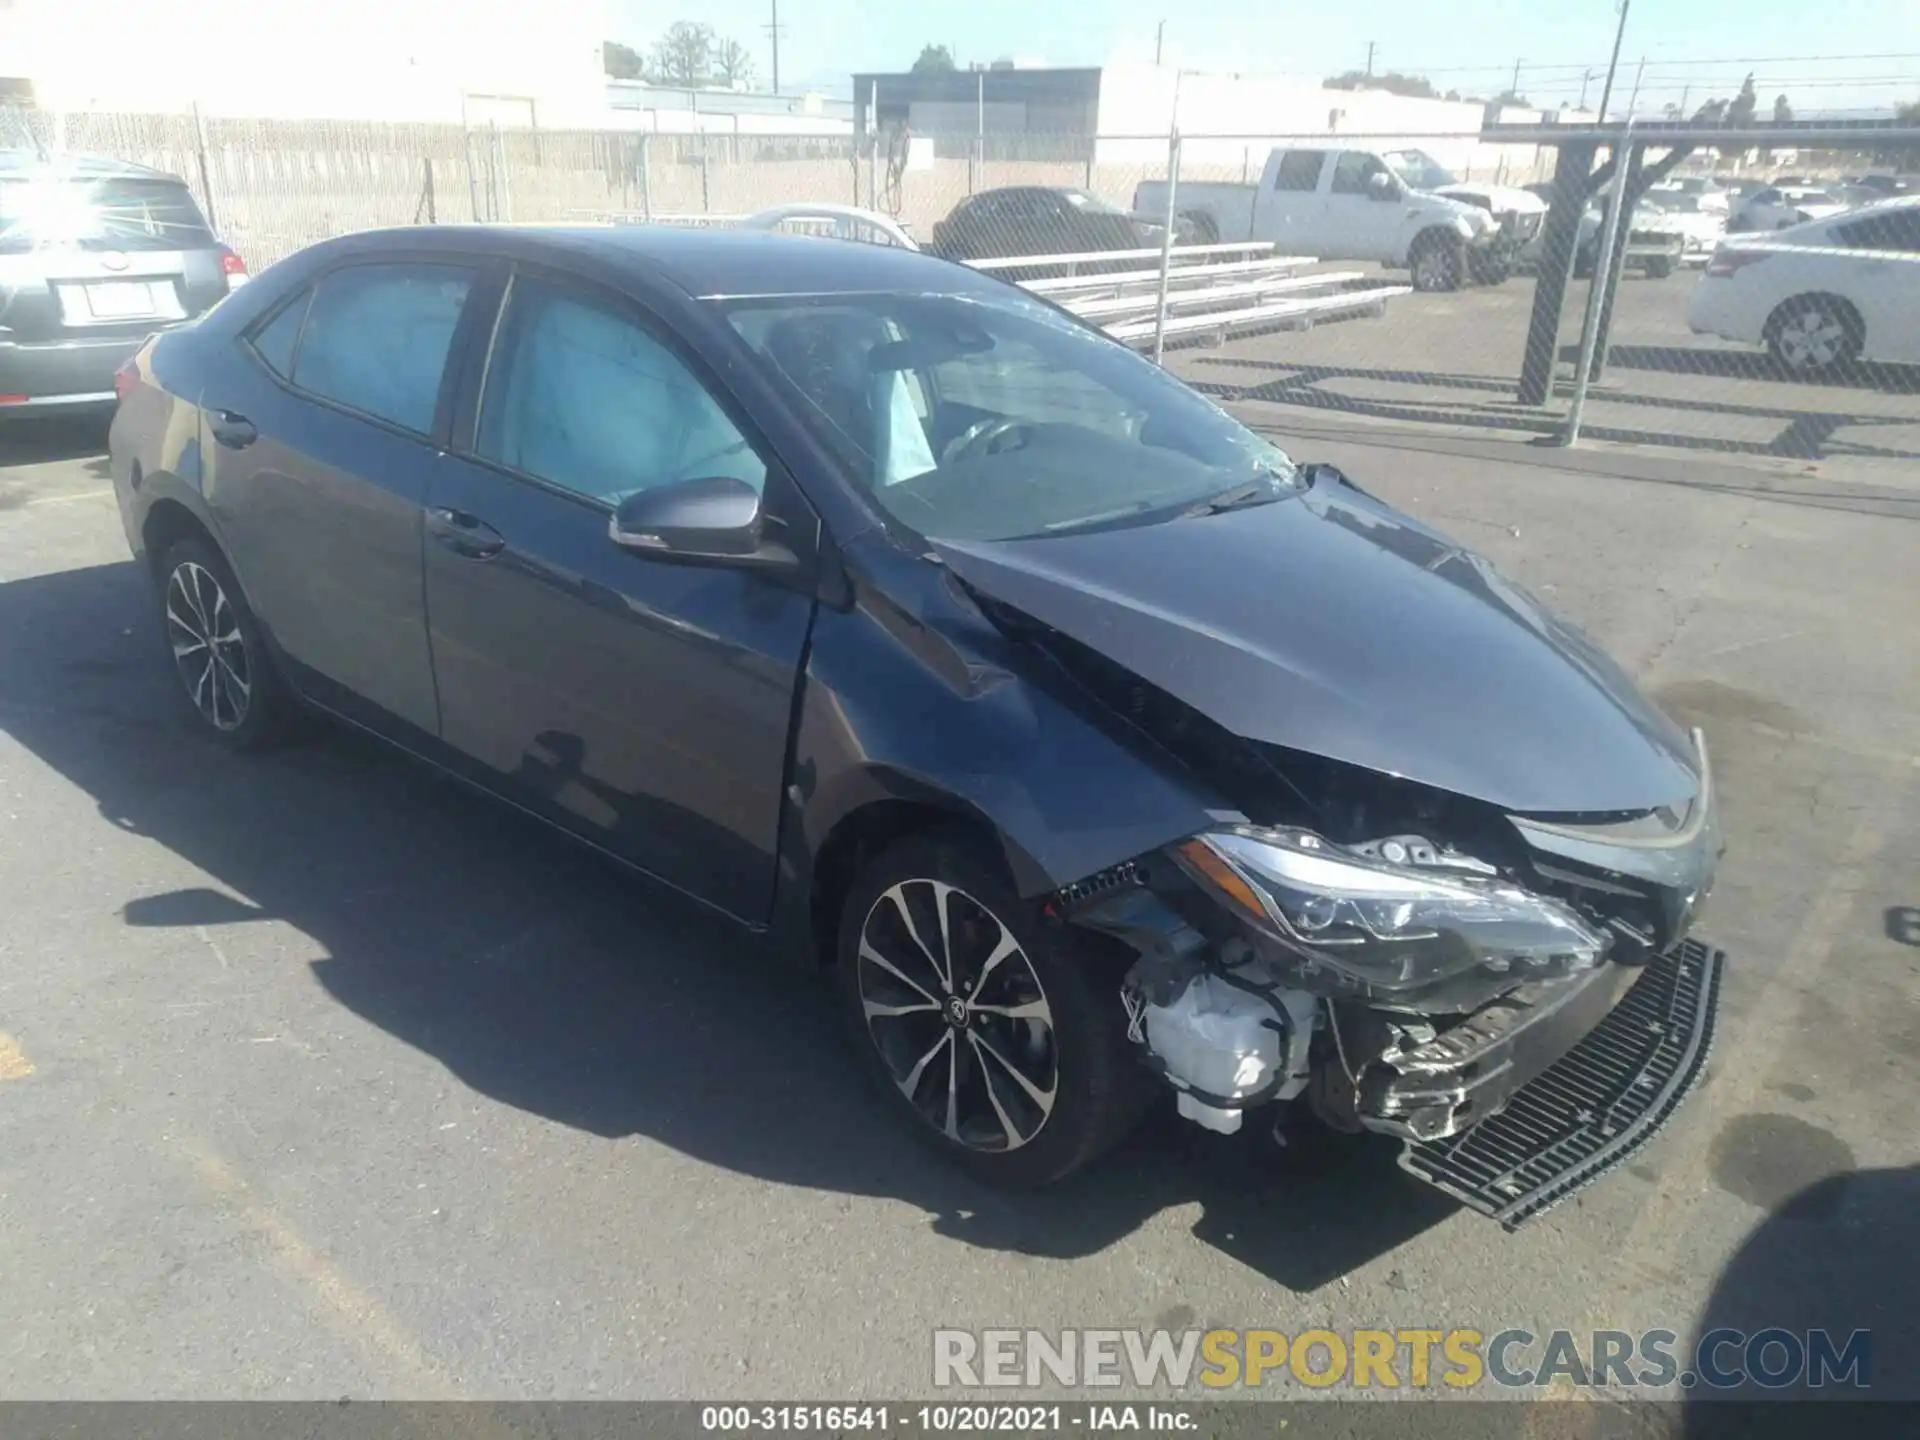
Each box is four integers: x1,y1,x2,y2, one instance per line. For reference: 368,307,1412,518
1787,190,1838,206
1381,149,1459,191
0,176,215,254
1062,189,1126,215
720,291,1299,543
1651,192,1704,213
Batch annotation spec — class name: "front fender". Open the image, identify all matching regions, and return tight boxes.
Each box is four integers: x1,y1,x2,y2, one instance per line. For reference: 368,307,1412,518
767,532,1230,955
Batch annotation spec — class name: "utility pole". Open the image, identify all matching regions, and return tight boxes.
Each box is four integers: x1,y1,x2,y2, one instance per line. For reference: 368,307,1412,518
1579,68,1593,110
765,0,784,94
1509,57,1522,100
1156,21,1165,66
1365,41,1376,78
1595,0,1632,122
1626,56,1646,119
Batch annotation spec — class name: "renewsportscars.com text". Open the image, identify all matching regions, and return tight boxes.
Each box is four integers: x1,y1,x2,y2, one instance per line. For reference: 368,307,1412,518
932,1327,1872,1391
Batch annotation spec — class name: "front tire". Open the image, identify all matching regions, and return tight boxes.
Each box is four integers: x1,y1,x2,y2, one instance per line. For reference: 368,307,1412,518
154,537,295,749
833,831,1149,1187
1766,296,1861,377
1408,231,1464,292
1467,250,1513,286
1644,255,1675,280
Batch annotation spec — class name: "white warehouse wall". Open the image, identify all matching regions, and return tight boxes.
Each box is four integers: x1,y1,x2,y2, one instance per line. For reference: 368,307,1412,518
1094,65,1554,176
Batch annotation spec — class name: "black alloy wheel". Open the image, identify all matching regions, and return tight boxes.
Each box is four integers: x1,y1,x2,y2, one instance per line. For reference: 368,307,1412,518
834,832,1151,1186
155,537,294,749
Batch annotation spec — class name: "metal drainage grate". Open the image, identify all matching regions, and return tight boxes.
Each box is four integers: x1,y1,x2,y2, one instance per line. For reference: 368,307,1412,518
1399,938,1725,1230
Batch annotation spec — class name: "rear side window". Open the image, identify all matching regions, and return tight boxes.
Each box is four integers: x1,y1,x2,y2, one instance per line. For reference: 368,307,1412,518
1273,152,1326,192
292,264,473,435
476,275,766,505
247,289,310,379
0,176,215,254
1834,209,1920,253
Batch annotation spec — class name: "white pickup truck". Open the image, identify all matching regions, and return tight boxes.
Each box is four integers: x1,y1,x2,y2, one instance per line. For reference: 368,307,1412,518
1135,146,1547,292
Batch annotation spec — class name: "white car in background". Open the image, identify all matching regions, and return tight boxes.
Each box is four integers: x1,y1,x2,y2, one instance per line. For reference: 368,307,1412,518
1728,185,1852,233
1644,188,1729,265
1686,197,1920,375
1654,177,1732,217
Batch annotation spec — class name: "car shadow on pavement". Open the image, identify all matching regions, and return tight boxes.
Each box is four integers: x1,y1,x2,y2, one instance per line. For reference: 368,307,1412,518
1184,358,1920,465
1602,344,1920,395
0,558,1456,1294
0,413,113,471
1683,1165,1920,1431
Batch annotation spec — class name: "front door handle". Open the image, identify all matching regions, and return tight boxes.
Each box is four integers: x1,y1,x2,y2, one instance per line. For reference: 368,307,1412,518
209,410,257,449
425,506,505,559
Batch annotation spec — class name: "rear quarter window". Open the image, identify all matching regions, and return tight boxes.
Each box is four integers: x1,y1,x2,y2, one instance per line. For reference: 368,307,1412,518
246,288,311,379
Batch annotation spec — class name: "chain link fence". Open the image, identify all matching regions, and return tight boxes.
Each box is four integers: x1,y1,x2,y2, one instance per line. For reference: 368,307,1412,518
9,106,1917,472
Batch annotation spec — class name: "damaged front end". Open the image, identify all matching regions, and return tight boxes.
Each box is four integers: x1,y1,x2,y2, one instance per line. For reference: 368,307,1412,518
1059,734,1724,1228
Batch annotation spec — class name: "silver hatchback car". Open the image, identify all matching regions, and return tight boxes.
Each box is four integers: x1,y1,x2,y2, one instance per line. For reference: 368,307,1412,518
0,151,246,415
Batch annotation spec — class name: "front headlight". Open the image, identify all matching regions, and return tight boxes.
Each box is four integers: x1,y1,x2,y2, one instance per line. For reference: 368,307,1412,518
1172,827,1607,998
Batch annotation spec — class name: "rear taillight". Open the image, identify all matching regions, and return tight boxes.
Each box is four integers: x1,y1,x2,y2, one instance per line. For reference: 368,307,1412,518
114,358,140,401
219,248,249,290
1705,248,1772,278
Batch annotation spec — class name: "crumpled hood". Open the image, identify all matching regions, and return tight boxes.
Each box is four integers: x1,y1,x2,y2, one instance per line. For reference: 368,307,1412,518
932,472,1702,815
1433,183,1549,216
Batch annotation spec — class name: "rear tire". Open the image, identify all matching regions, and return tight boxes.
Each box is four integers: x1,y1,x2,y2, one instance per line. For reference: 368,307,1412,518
1408,231,1465,292
832,830,1151,1187
1179,211,1220,245
154,536,296,750
1644,255,1675,280
1765,295,1861,377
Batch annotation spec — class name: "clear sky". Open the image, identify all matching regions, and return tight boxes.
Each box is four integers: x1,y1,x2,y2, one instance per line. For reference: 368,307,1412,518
612,0,1920,115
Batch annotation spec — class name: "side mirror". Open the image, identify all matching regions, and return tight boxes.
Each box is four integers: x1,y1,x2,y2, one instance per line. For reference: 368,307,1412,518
1368,172,1398,201
608,475,793,568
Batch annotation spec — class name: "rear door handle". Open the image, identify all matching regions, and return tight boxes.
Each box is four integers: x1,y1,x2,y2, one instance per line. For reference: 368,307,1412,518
209,410,256,449
425,506,505,559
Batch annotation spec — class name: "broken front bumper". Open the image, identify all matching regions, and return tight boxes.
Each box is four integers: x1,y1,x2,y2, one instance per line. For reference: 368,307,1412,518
1395,938,1723,1228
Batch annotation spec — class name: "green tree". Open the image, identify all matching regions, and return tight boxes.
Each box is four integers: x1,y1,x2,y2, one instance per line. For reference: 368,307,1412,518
1726,73,1759,126
1694,97,1729,123
1323,69,1436,99
652,21,715,85
602,40,644,80
1772,94,1793,124
912,44,957,74
1491,89,1530,107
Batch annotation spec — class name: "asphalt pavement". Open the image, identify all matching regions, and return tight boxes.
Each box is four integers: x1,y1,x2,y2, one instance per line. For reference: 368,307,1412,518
0,404,1917,1408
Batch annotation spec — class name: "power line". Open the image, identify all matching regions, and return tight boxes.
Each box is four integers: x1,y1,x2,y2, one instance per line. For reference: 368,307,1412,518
1338,49,1920,77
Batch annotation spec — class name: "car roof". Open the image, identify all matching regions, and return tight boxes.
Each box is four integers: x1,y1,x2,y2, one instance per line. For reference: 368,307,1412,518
0,149,186,182
330,223,1016,303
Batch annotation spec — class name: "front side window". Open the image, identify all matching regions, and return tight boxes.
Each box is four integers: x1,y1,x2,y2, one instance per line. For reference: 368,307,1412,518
722,290,1298,543
1331,152,1387,196
1835,209,1920,253
1381,149,1457,191
478,276,766,505
293,263,473,435
1272,152,1326,192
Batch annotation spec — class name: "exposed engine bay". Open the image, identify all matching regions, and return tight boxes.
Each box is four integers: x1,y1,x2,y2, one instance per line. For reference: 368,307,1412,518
1022,615,1725,1223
